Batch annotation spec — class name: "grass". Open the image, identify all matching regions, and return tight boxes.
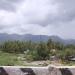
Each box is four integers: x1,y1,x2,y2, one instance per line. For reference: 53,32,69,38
1,51,75,66
0,51,50,66
0,51,23,66
62,61,75,66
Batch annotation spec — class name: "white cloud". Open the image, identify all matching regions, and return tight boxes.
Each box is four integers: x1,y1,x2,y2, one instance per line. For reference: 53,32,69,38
0,0,59,33
0,0,75,39
0,0,59,26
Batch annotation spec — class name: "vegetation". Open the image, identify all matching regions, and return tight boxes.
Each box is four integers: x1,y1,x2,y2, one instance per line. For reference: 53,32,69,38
0,39,75,65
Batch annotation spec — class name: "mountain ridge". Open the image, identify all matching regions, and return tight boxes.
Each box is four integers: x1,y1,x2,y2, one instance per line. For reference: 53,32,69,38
0,33,75,45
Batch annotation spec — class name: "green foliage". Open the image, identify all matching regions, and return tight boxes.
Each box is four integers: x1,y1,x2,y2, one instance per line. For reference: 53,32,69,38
58,48,75,62
0,39,75,62
2,41,24,53
0,51,18,66
36,42,49,60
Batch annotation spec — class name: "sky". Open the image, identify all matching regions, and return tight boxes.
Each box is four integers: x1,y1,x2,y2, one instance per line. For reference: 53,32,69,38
0,0,75,39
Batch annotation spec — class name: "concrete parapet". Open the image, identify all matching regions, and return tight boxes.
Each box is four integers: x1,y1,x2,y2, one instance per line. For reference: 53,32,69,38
0,65,75,75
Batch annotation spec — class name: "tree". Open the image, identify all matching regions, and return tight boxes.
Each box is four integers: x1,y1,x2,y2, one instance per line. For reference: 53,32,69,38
47,39,53,50
36,42,49,60
58,48,75,61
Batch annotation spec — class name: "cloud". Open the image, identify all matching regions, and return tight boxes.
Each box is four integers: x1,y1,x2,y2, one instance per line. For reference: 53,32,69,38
0,0,23,11
0,0,75,39
0,0,59,26
55,0,75,22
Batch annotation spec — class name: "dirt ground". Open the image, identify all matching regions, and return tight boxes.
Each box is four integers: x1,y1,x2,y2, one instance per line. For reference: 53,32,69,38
22,60,63,66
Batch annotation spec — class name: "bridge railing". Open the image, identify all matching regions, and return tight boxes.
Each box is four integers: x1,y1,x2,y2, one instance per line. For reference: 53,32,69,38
0,65,75,75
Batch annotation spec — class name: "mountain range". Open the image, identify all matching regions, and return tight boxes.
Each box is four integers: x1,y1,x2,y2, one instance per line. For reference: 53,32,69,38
0,33,75,45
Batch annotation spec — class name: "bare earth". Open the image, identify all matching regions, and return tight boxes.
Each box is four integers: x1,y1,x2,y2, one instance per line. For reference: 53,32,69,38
22,60,63,66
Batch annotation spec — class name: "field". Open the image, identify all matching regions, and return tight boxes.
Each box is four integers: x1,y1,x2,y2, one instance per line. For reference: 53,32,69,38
0,51,75,66
0,40,75,66
0,51,20,66
0,51,51,66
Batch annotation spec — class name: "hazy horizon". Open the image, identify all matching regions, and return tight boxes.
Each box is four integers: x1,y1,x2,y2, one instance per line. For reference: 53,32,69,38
0,32,75,40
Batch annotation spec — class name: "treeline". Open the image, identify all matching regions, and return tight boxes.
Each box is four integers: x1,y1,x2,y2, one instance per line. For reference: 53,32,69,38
0,39,75,61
